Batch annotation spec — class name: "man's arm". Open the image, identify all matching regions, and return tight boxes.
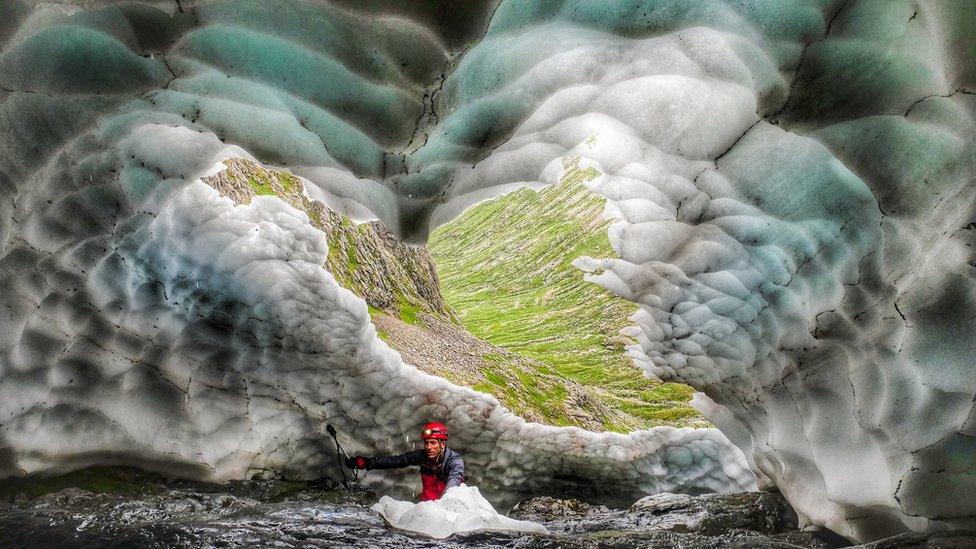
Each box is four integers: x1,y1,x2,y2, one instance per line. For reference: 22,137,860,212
359,449,425,470
444,453,465,489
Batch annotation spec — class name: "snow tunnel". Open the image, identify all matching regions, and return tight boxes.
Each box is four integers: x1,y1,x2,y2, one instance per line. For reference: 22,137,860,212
1,0,974,543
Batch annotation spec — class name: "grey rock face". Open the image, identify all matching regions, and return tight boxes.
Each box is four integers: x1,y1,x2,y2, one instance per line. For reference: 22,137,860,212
200,158,452,320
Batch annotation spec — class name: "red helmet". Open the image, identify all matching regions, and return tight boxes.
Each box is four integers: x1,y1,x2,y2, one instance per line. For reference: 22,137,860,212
421,421,448,440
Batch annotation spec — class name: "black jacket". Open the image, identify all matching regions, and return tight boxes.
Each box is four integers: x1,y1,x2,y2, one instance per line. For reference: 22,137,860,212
365,447,465,490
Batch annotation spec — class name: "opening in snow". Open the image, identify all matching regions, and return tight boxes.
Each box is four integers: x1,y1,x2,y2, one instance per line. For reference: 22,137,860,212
201,154,705,436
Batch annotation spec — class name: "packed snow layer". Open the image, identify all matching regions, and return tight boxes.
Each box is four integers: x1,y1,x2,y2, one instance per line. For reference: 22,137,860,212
0,150,756,503
1,0,975,543
372,485,549,539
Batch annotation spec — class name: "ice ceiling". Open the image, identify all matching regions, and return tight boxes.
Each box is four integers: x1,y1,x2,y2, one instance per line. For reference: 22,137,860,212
0,0,974,543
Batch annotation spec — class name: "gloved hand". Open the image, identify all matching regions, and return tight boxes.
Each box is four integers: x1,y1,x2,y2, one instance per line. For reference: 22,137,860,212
345,456,368,470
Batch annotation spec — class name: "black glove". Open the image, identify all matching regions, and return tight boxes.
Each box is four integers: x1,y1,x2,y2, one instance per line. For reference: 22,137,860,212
345,456,368,470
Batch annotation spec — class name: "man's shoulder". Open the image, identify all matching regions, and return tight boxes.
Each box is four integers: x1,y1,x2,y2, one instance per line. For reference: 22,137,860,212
445,447,464,463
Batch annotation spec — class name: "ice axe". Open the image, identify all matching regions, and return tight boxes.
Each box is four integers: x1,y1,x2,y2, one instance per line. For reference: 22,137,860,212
327,424,358,488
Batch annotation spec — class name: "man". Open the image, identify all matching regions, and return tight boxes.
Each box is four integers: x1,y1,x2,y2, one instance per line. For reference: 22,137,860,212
345,421,465,501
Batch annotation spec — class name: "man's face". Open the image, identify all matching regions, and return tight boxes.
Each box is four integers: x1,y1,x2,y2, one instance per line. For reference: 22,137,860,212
424,438,445,461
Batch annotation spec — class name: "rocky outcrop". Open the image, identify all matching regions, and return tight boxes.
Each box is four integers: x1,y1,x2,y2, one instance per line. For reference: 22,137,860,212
203,158,451,321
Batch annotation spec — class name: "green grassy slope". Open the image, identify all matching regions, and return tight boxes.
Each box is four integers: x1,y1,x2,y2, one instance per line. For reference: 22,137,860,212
428,157,706,431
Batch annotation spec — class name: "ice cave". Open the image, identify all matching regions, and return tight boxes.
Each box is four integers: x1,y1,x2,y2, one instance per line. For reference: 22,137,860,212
0,0,974,547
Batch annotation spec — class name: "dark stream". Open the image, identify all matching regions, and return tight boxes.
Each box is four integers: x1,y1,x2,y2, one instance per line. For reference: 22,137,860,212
0,468,968,548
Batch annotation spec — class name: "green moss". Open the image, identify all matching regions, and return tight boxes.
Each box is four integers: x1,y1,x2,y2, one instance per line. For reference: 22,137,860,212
308,208,323,227
472,382,496,394
0,467,168,501
278,172,300,194
247,174,275,196
398,298,420,325
474,354,576,427
482,367,507,387
345,233,360,271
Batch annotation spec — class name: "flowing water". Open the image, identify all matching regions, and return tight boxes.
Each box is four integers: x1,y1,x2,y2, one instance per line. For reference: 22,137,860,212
0,467,892,548
0,469,481,548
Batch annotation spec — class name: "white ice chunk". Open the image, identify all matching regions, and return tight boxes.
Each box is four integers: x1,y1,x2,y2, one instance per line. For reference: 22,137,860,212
372,485,549,539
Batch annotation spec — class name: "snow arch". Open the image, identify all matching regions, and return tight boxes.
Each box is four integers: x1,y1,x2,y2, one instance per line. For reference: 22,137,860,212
1,0,974,542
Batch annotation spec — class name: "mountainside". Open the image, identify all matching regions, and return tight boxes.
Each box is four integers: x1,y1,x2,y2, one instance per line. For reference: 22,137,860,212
429,157,705,430
205,158,703,432
203,159,657,430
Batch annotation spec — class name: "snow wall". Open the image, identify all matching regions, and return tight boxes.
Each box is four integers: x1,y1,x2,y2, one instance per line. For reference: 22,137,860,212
1,0,975,543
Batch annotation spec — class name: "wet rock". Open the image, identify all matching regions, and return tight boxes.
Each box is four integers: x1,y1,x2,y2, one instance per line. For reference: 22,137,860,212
510,495,615,523
511,491,849,548
695,491,799,536
0,471,859,548
852,531,976,548
630,492,693,513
